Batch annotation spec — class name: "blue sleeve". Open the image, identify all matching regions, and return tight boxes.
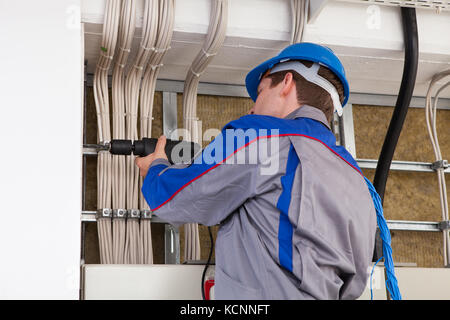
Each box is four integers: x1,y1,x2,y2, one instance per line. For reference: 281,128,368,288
141,128,259,227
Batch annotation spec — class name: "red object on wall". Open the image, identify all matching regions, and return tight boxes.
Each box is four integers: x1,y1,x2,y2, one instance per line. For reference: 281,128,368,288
204,279,215,300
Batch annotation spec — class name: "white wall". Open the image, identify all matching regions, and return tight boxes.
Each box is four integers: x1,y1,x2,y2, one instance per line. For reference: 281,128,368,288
0,0,82,299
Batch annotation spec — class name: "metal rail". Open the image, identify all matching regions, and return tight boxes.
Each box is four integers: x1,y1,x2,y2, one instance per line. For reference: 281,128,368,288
357,159,450,173
81,210,167,223
83,144,449,174
387,220,441,232
81,211,443,232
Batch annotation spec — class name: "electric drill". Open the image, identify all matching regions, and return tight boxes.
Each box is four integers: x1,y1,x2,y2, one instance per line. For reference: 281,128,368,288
105,138,201,164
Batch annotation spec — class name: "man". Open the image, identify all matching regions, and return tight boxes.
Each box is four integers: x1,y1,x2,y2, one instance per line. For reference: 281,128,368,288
136,42,377,299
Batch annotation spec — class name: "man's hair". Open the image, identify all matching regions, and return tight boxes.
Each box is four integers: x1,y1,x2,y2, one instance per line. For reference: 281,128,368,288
265,60,345,123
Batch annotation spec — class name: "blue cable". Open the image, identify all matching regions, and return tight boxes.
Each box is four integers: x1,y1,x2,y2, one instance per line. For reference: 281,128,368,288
364,176,402,300
370,256,383,300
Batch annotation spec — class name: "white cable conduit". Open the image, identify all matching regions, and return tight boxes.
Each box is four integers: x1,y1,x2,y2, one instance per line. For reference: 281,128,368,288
94,0,121,265
425,69,450,266
138,0,176,265
290,0,308,44
182,0,228,261
111,0,136,264
94,0,175,265
124,0,159,264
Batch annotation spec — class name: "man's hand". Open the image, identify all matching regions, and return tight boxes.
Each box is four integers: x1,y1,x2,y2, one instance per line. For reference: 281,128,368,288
135,135,168,177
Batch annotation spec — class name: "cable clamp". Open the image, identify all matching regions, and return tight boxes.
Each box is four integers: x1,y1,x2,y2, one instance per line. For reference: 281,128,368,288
98,141,111,151
140,115,155,121
438,220,450,231
125,112,138,118
96,64,110,71
112,111,127,117
202,48,217,57
133,65,144,71
96,208,112,219
100,52,114,60
154,46,171,53
112,208,127,219
140,43,155,51
190,68,203,78
127,209,141,219
150,63,164,70
118,47,131,53
431,160,449,171
140,209,152,220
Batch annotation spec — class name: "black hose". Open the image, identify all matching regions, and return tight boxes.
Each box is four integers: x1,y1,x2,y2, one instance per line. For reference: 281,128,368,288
373,7,418,201
372,7,418,260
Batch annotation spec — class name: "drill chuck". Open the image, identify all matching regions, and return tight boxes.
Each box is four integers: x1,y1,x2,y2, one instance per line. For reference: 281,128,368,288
109,138,201,164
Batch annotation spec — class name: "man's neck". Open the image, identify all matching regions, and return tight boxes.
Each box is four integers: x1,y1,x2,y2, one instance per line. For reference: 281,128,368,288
282,105,302,119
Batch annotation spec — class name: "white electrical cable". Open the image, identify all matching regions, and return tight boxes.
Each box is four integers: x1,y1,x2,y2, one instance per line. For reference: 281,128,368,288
123,0,159,264
94,0,121,264
138,0,176,264
181,0,228,261
290,0,308,44
424,69,450,266
111,0,136,264
125,214,142,264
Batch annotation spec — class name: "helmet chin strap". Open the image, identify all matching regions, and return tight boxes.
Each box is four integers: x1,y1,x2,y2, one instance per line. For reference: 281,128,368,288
269,61,344,117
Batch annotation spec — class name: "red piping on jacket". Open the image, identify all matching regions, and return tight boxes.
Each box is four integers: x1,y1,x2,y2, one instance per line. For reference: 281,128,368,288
150,134,363,212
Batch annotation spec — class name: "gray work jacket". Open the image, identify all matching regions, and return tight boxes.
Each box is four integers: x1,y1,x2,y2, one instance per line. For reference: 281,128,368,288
142,105,377,300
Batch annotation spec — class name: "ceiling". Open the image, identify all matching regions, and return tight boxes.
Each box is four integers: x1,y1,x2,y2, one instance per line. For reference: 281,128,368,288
82,0,450,99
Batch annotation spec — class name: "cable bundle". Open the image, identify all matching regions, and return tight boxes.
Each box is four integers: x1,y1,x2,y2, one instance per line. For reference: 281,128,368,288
425,70,450,266
140,0,175,141
182,0,228,262
111,0,136,264
364,177,402,300
94,0,121,265
290,0,308,44
139,0,176,264
123,0,159,264
94,0,176,265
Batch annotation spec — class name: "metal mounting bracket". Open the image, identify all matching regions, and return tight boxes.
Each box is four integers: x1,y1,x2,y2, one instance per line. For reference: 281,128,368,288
431,160,449,171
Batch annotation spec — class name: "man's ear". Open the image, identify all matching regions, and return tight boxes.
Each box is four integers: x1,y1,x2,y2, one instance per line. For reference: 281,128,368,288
280,72,295,97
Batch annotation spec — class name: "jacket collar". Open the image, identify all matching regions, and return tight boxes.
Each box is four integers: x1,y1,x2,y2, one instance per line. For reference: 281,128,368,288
283,105,331,130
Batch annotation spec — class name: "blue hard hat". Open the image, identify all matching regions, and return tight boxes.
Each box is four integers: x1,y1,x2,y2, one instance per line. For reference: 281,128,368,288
245,42,350,107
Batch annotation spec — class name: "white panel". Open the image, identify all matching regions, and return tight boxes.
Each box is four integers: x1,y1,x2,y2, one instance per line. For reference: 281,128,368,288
309,0,329,23
359,267,450,300
0,0,82,299
83,265,450,300
357,266,387,300
305,1,450,54
81,0,293,40
227,0,291,41
81,0,450,98
394,267,450,300
83,265,212,300
337,0,450,11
